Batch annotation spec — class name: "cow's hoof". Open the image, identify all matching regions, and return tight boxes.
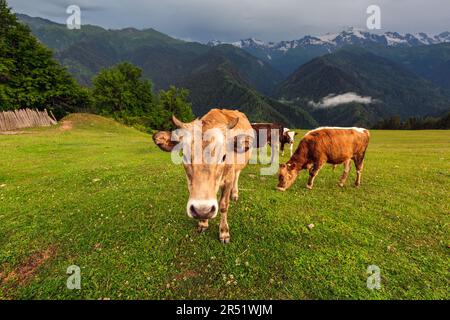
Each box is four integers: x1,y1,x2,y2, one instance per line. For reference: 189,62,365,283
219,234,230,244
338,182,345,188
197,225,208,233
306,185,313,190
231,193,239,202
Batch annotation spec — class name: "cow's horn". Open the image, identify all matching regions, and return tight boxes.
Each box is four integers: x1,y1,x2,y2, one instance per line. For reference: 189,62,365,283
172,115,188,129
227,117,239,129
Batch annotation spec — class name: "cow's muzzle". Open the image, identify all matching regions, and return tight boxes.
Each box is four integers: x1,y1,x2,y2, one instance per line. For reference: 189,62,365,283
187,199,218,219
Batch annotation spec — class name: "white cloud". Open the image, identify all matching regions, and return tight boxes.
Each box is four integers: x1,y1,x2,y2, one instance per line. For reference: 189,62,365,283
309,92,374,109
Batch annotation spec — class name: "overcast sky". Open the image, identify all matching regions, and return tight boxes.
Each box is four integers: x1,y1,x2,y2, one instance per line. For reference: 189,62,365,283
8,0,450,42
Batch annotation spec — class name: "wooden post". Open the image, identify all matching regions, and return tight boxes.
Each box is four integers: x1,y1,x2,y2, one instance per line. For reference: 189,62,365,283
0,108,58,132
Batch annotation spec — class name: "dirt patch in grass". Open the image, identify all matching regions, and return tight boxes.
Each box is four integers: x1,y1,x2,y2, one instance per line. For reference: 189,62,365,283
60,120,73,131
173,270,199,282
0,131,24,135
0,246,58,296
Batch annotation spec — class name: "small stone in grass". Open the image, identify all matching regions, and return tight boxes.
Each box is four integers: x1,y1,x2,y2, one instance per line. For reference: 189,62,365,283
0,184,6,188
92,178,101,182
307,223,315,230
387,245,396,252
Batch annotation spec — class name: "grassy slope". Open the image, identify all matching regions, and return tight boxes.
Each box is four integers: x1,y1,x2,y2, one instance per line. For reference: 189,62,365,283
0,114,448,299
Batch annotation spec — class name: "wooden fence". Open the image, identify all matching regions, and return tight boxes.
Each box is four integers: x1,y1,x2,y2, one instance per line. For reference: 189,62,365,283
0,108,57,132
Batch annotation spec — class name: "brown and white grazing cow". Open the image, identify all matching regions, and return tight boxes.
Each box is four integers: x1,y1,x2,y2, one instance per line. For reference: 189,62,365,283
252,123,295,162
281,128,298,157
153,109,253,244
277,127,370,191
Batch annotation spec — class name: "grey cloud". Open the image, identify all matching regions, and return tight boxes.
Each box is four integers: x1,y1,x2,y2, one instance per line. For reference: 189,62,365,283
8,0,450,42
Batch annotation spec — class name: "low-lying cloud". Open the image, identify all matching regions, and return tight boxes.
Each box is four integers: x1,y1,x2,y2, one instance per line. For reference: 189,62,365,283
308,92,374,109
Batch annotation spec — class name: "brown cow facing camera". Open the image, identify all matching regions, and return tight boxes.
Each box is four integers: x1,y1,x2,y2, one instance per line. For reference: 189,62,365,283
277,127,370,191
153,109,254,244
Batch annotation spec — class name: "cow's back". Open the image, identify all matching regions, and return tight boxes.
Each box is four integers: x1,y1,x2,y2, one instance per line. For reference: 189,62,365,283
202,109,252,131
304,128,370,163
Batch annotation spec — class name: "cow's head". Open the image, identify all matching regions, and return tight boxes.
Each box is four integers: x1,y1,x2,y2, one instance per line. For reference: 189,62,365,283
283,130,297,144
277,162,299,191
153,115,251,220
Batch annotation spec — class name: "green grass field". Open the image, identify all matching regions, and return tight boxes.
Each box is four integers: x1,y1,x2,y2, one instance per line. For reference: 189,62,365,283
0,114,449,300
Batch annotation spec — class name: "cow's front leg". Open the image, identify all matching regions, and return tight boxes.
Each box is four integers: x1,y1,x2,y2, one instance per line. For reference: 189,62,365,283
219,185,232,244
290,143,293,157
306,161,324,190
197,219,209,233
231,170,241,202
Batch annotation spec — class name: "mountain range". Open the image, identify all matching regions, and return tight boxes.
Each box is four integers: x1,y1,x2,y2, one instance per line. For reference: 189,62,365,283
277,47,450,126
209,28,450,51
209,28,450,76
17,14,450,128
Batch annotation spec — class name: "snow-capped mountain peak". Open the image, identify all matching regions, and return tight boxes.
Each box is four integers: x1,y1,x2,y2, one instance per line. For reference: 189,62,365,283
207,29,450,53
208,38,266,48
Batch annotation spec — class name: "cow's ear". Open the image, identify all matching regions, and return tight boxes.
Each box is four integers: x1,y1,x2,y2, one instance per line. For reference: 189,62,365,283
233,134,252,153
153,131,178,152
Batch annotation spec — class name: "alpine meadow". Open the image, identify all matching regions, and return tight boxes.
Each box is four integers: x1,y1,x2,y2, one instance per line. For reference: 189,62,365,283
0,115,449,299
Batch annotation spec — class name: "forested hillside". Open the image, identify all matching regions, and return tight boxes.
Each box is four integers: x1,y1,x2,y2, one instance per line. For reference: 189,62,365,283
0,4,88,118
276,47,450,126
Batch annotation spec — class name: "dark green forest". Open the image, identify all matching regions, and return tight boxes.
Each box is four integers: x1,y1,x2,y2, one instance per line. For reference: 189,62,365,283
373,113,450,130
0,0,88,119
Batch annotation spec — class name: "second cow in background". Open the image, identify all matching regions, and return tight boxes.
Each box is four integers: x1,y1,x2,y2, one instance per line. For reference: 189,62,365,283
251,123,297,162
282,128,297,157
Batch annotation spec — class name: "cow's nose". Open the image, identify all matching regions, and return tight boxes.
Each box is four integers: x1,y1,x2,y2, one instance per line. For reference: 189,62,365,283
187,199,218,219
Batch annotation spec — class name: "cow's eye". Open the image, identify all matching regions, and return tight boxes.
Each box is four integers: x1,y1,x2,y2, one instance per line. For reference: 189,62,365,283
220,154,226,163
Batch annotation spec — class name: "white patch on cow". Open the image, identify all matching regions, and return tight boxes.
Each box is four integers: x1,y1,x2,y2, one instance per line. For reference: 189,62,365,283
305,127,368,137
287,131,295,140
